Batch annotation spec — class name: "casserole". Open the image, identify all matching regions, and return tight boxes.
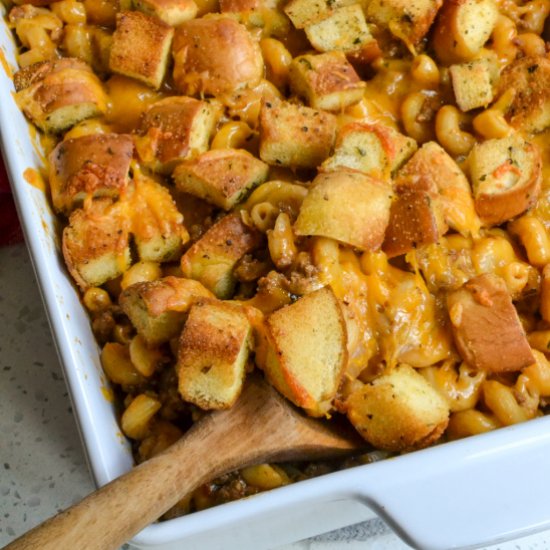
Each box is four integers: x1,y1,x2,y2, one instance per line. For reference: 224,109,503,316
3,3,550,550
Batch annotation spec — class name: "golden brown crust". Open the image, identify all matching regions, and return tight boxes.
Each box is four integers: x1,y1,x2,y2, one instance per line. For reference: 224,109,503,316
447,273,535,373
134,0,197,25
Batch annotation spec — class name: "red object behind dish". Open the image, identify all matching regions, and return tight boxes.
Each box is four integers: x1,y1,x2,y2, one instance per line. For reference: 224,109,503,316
0,153,24,246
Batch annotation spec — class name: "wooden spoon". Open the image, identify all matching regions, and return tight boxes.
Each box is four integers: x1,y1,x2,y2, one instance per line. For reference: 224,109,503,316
6,374,364,550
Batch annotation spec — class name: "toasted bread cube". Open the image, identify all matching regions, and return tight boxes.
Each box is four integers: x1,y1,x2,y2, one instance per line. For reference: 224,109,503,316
172,17,264,96
468,134,542,226
295,170,392,251
173,149,269,210
433,0,498,65
129,175,189,263
366,0,441,47
396,141,480,236
137,97,221,174
259,287,347,416
259,98,336,168
450,59,494,112
120,276,213,344
62,199,131,290
109,11,173,89
177,300,252,410
14,58,107,133
321,122,417,179
497,56,550,133
289,52,366,112
346,364,449,452
447,274,535,373
383,188,447,258
48,133,133,214
181,213,262,299
133,0,197,25
283,0,354,28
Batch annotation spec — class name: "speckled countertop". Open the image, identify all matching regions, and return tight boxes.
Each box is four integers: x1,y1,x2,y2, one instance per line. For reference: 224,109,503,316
2,241,550,550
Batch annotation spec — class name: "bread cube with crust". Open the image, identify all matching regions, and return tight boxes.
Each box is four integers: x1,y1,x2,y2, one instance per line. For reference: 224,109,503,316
468,134,542,226
137,97,221,174
450,58,494,112
120,276,214,345
49,133,133,214
181,212,262,299
172,17,264,96
447,274,535,373
14,58,107,133
109,11,174,89
133,0,197,26
321,122,417,179
283,0,354,28
129,175,190,263
346,364,449,452
62,199,131,290
173,149,269,210
497,56,550,133
178,300,252,410
294,170,393,251
259,98,336,168
289,52,366,112
258,287,347,417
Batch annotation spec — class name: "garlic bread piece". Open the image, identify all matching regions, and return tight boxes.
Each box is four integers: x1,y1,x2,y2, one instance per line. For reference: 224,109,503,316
133,0,197,26
447,274,535,373
260,287,347,417
468,134,542,226
178,300,252,410
283,0,353,28
432,0,498,65
295,170,393,251
497,56,550,133
120,276,213,345
346,364,449,452
321,122,417,179
14,58,107,133
181,213,262,299
62,199,131,290
109,11,173,89
450,58,495,112
173,149,269,210
172,17,264,96
288,52,365,112
49,133,133,214
259,98,336,168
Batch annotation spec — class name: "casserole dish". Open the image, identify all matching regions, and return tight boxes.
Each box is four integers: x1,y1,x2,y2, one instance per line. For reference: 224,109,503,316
3,4,550,550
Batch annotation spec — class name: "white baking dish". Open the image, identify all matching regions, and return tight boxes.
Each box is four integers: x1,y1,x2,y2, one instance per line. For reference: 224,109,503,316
3,8,550,549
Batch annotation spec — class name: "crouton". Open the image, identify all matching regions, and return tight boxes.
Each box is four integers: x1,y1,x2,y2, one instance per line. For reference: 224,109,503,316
321,122,417,179
181,212,262,298
450,58,494,112
383,188,447,258
14,58,107,133
345,364,449,452
48,133,133,214
133,0,197,25
433,0,498,65
288,52,366,112
497,56,550,133
129,175,189,263
283,0,353,28
294,170,393,251
304,4,378,61
366,0,442,47
120,276,214,344
62,199,131,290
109,11,174,89
447,273,535,372
172,17,264,96
177,300,252,410
395,141,480,236
468,134,542,226
173,149,269,210
259,98,336,168
258,287,347,417
137,96,221,174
